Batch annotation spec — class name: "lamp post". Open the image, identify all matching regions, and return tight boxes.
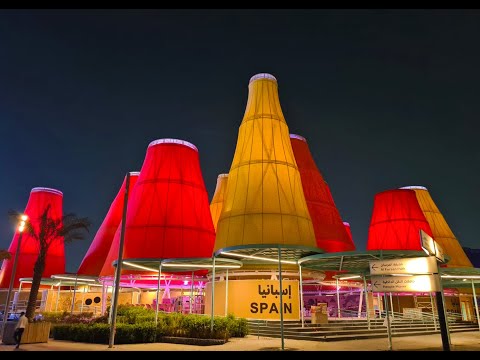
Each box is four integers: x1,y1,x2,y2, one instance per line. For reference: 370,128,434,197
1,214,28,339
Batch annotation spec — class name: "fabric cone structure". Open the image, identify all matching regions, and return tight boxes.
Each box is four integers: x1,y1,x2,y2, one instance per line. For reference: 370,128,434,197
367,189,434,251
290,134,355,252
400,186,473,268
214,73,317,252
0,187,65,288
210,173,228,232
77,172,139,276
101,138,216,276
343,222,356,250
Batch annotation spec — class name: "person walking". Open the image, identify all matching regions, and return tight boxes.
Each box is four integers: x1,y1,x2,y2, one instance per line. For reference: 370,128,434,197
13,312,28,349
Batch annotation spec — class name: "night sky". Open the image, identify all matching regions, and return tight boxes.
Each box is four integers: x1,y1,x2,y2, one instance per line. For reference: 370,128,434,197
1,9,479,272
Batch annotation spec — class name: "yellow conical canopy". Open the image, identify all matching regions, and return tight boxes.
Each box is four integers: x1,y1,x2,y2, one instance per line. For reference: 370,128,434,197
214,73,317,252
401,186,473,268
210,173,228,232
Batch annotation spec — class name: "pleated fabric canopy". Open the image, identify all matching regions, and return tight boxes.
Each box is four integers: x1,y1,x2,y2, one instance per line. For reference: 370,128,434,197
0,187,65,288
343,222,356,250
290,134,355,252
77,172,139,276
214,73,316,252
400,186,473,268
210,173,228,232
367,189,434,251
100,138,216,276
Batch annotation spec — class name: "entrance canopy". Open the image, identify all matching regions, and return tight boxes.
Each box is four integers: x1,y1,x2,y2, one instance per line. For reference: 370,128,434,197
299,250,435,275
215,244,322,265
115,257,243,273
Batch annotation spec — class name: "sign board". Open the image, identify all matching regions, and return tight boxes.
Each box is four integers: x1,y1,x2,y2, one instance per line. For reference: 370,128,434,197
371,274,441,292
434,242,445,263
420,229,436,256
204,279,300,320
419,229,445,263
369,256,438,275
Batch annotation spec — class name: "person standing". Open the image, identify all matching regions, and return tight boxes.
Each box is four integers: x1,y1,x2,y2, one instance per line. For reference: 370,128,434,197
13,312,28,349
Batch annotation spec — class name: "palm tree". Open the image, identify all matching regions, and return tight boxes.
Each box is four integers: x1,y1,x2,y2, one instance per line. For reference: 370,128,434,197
10,206,91,320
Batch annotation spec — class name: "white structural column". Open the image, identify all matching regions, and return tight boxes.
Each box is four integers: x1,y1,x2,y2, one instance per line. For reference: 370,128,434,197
358,288,364,318
384,292,393,350
363,276,370,330
70,274,79,314
299,264,305,328
155,262,162,324
55,281,61,312
224,269,229,316
336,279,341,318
210,256,216,332
277,247,285,351
377,293,382,318
472,280,480,331
190,271,194,314
429,292,437,330
389,292,394,319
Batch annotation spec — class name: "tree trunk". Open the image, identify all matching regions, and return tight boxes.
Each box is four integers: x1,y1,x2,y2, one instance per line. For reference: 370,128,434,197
25,251,46,320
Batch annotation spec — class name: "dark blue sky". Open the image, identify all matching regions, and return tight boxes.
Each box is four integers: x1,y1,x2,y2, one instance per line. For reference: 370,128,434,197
1,9,479,272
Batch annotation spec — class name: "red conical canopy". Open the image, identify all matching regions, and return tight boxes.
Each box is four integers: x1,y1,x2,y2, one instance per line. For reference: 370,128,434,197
0,187,65,288
290,134,354,252
343,222,356,250
77,172,139,276
367,189,434,250
104,139,215,273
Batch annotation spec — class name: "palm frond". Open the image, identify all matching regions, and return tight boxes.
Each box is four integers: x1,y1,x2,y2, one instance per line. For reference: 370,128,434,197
0,249,11,261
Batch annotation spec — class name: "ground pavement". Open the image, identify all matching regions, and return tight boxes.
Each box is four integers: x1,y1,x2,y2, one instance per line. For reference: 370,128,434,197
1,331,480,351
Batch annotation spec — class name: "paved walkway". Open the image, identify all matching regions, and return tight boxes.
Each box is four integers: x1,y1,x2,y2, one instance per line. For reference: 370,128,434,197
1,331,480,351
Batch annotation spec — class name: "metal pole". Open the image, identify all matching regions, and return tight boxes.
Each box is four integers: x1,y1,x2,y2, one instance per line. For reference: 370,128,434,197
190,271,194,314
471,280,480,331
278,246,285,351
108,171,130,349
192,273,196,313
224,269,229,316
16,281,23,312
363,275,370,330
389,292,394,319
435,271,451,351
155,262,162,324
358,287,363,318
299,264,305,328
210,256,216,332
336,279,341,318
70,274,78,314
55,281,61,312
429,292,437,330
1,232,23,337
14,281,23,313
384,292,393,350
100,282,105,315
377,293,382,318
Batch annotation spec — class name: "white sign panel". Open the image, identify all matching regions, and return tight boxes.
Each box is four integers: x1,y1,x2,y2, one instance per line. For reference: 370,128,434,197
369,256,438,275
419,229,445,263
371,274,441,292
420,229,435,256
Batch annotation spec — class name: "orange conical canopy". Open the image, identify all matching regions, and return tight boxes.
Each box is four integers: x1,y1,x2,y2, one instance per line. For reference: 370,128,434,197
290,134,355,252
400,186,473,268
214,74,316,252
210,174,228,232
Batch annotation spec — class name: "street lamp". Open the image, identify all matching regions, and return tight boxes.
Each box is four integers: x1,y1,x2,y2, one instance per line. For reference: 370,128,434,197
1,214,28,339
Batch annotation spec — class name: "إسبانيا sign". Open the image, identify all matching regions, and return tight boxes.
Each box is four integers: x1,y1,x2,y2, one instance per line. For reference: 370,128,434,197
204,279,300,320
